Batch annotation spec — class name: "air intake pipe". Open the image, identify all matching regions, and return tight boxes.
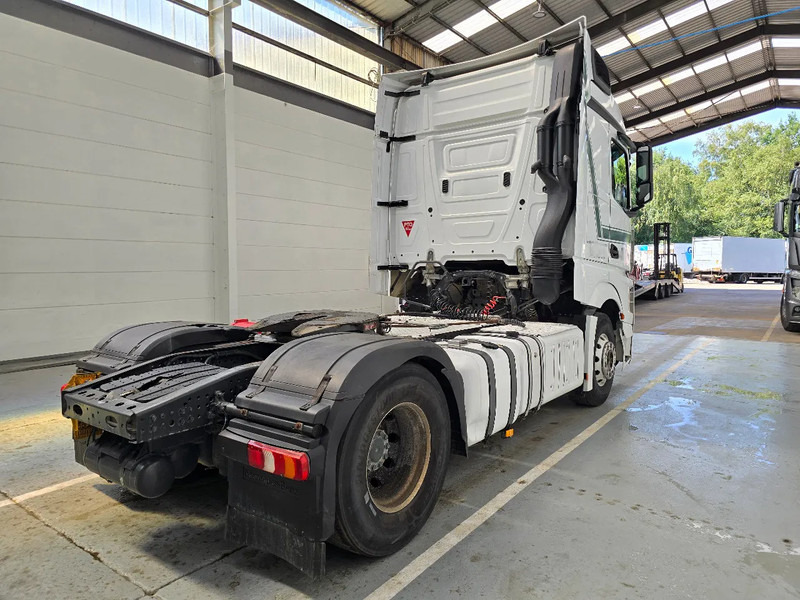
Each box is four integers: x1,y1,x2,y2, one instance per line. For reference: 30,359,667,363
530,39,583,305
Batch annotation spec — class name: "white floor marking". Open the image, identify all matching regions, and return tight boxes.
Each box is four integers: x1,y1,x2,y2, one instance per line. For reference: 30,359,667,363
0,473,99,510
761,313,781,342
365,339,713,600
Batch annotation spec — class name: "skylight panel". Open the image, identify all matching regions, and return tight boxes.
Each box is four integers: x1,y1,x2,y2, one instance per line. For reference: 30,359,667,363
660,110,687,122
491,0,535,20
740,80,770,96
597,37,630,56
705,0,736,10
778,78,800,87
665,2,707,28
422,30,462,53
686,100,713,113
632,80,664,97
628,19,668,44
694,54,728,73
726,41,762,62
454,10,495,37
615,92,635,104
712,91,741,104
772,37,800,48
662,67,695,86
636,119,661,129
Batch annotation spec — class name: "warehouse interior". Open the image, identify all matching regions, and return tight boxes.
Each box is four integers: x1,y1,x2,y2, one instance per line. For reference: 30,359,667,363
1,0,799,597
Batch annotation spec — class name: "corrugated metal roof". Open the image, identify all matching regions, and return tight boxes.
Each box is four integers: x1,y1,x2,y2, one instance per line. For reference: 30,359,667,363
342,0,800,143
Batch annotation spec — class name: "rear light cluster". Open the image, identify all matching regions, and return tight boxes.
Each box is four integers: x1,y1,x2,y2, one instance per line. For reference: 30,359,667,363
247,440,309,481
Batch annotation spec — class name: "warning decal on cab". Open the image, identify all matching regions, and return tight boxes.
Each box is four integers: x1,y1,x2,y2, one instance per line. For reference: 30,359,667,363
402,220,415,237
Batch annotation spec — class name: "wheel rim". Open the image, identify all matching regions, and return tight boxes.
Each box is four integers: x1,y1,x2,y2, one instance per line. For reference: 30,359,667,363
366,402,431,514
594,332,616,388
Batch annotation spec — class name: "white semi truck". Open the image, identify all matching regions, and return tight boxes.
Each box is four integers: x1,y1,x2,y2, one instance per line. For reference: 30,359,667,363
60,19,653,577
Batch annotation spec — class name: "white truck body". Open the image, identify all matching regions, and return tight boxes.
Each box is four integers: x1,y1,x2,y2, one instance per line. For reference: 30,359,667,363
692,236,785,280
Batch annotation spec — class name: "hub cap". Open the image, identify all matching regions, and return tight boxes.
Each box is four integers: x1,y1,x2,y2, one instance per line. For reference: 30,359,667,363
366,402,431,514
594,332,616,388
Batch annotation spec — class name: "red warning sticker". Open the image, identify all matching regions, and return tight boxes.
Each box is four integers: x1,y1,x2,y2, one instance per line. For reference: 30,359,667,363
402,220,415,237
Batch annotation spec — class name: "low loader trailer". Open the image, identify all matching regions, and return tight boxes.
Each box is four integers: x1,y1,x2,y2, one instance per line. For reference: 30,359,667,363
61,18,653,577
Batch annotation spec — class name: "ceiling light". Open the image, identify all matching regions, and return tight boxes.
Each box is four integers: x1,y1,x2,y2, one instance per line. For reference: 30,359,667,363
628,19,668,44
665,2,706,28
632,80,664,97
597,36,631,56
726,41,762,62
694,54,728,73
633,102,642,109
772,37,800,48
533,1,546,18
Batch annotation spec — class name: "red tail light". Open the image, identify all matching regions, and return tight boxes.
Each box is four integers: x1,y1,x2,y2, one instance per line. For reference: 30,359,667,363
247,440,309,481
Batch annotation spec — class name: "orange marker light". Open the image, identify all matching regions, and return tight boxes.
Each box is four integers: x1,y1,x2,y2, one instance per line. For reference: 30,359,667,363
503,429,514,438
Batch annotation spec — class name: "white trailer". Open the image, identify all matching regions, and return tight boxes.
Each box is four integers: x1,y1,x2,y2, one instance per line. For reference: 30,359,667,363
692,236,785,283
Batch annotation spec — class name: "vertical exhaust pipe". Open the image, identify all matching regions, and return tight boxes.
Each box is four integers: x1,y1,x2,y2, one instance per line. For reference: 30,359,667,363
530,39,584,305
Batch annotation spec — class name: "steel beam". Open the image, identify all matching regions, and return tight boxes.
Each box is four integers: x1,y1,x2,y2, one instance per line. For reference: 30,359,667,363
587,0,672,40
626,69,800,127
251,0,419,70
392,0,459,35
611,24,796,93
649,100,800,145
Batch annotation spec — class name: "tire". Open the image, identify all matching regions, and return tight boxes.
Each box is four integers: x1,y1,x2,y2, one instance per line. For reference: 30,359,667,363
738,273,749,284
332,363,450,557
780,297,800,332
573,314,617,407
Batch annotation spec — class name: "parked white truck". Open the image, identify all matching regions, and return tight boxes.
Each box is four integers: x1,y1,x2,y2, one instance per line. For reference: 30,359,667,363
60,19,653,577
692,236,785,283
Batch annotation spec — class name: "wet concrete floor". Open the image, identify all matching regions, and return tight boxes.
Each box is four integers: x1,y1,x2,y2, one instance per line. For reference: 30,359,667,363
1,283,798,599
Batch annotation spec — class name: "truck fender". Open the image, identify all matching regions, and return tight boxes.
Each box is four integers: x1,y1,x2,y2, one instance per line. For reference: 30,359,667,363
231,333,467,545
76,321,251,373
586,282,626,359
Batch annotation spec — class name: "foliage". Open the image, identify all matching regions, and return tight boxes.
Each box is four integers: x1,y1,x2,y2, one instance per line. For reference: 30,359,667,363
632,113,800,244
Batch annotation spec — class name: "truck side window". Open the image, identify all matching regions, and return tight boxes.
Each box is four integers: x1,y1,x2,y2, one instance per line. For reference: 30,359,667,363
611,140,630,209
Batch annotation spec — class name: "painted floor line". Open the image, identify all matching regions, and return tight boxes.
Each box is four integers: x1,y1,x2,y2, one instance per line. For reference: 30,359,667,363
761,313,781,342
364,338,713,600
0,473,99,510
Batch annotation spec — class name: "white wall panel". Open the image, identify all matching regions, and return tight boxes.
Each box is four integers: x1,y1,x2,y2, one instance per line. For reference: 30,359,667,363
0,13,215,361
234,87,383,318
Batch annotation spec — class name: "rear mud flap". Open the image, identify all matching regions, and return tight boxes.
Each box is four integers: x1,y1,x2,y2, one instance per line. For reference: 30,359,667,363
226,505,326,579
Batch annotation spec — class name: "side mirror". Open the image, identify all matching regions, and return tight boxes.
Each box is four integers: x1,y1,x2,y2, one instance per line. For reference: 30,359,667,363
774,200,787,237
635,145,653,208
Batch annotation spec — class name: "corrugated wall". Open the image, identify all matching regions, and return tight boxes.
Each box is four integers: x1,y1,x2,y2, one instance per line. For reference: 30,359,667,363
234,87,389,317
0,13,216,361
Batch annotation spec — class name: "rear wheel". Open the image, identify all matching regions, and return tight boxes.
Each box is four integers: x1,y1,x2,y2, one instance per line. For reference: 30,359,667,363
333,364,450,557
738,273,750,284
573,314,616,407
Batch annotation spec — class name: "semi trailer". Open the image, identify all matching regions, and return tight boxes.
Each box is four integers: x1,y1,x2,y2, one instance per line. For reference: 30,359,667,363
691,236,785,283
60,18,653,577
774,162,800,331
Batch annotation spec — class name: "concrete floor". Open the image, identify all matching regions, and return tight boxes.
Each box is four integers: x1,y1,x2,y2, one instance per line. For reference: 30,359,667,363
1,282,799,599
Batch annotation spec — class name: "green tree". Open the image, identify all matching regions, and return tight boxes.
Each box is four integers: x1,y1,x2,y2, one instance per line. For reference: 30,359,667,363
634,151,707,243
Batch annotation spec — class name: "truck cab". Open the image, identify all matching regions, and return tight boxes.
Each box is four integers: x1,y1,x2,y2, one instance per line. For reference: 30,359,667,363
370,20,653,362
774,163,800,331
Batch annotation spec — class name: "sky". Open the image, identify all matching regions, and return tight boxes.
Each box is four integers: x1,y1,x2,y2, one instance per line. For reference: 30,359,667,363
659,108,800,165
